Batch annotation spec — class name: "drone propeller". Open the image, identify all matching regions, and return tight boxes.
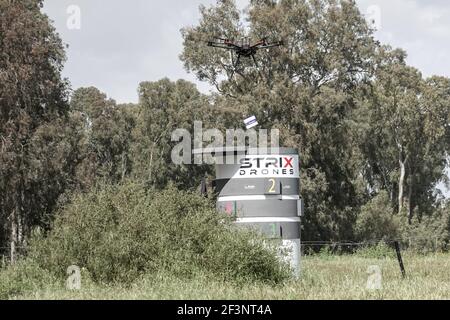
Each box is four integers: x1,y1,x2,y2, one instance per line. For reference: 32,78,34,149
259,40,284,49
255,37,268,45
215,36,230,41
185,34,230,44
207,39,241,51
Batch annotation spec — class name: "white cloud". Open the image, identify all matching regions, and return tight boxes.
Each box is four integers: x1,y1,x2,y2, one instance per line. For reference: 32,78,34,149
42,0,450,104
357,0,450,78
42,0,218,103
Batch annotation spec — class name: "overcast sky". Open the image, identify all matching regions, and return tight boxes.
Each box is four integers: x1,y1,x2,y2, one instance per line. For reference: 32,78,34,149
42,0,450,196
41,0,450,103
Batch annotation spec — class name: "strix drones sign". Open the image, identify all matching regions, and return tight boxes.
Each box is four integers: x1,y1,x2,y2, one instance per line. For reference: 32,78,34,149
236,154,299,178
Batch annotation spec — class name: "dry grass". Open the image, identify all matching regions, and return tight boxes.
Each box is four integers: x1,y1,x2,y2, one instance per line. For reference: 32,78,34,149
13,252,450,300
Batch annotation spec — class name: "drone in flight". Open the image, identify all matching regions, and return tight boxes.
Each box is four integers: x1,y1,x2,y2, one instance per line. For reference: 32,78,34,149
207,36,284,78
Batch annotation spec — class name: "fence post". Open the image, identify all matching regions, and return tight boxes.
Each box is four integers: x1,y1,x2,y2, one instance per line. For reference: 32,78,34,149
394,241,406,278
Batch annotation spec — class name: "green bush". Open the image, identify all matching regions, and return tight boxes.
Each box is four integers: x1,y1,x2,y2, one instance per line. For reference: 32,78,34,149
355,191,400,242
354,242,396,259
0,259,59,299
399,206,450,253
29,183,290,285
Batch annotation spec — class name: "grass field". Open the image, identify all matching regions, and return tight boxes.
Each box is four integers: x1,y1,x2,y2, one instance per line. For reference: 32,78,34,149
9,252,450,300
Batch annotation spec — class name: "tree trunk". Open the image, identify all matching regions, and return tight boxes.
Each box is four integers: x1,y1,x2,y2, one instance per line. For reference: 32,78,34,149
10,186,25,264
18,212,23,245
148,145,154,184
121,152,127,181
407,175,414,224
398,157,406,215
10,209,17,264
390,186,395,208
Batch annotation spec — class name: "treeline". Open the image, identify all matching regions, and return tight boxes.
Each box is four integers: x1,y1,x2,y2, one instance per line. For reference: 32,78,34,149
1,0,449,262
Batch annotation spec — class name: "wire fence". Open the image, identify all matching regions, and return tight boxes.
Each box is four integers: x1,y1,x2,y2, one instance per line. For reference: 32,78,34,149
0,235,445,265
303,236,444,246
299,235,447,256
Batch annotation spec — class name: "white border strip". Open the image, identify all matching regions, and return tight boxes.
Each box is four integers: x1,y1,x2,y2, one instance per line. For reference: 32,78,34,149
235,217,301,223
218,195,300,201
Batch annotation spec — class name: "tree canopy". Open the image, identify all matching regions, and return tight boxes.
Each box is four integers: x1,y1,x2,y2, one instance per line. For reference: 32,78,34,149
1,0,449,260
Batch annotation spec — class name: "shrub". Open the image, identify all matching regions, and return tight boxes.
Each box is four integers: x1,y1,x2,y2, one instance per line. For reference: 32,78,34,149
0,259,59,299
399,206,450,253
29,182,290,285
354,242,396,259
355,191,400,242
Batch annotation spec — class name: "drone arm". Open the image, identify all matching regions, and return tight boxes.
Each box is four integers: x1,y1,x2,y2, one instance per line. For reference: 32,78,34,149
208,44,239,51
258,43,283,49
208,41,240,50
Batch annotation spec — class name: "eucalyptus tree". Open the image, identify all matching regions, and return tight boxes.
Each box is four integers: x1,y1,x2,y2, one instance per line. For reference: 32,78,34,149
132,78,214,190
181,0,378,240
70,87,136,190
361,48,450,221
0,0,71,261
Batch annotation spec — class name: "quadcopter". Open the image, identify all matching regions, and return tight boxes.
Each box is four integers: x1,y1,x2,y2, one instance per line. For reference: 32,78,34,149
207,36,284,78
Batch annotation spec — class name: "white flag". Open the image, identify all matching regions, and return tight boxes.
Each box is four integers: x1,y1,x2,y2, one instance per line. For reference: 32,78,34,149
244,115,258,129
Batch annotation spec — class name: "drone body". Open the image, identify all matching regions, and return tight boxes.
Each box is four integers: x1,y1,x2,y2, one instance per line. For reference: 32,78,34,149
207,37,283,78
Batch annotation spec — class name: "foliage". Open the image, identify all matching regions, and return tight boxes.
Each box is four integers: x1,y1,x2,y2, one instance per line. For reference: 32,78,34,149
181,0,381,241
358,48,450,219
354,242,396,259
400,205,450,253
69,87,136,190
29,183,290,285
0,259,59,300
355,191,401,242
131,79,214,190
0,0,72,256
1,0,449,264
180,0,450,242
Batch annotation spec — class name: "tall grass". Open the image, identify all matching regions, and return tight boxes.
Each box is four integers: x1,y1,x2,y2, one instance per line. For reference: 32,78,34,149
1,182,449,300
4,253,450,300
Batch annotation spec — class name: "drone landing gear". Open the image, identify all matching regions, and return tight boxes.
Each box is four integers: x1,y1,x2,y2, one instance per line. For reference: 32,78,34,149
229,54,263,81
229,54,241,80
251,54,264,80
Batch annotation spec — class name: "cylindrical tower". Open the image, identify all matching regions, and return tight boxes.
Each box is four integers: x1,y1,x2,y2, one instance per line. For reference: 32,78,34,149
194,147,303,276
